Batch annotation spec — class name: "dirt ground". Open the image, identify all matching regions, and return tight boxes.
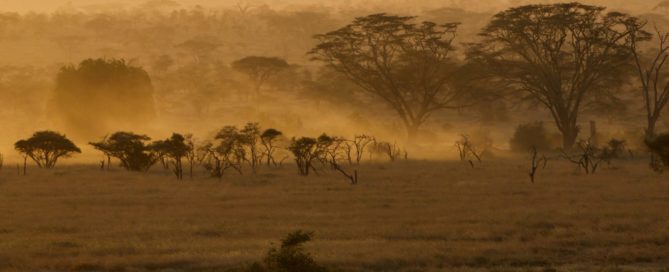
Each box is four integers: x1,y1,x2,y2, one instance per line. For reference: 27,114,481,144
0,158,667,271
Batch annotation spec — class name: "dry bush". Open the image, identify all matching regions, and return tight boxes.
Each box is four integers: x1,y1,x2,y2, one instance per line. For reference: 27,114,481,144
247,230,326,272
562,140,604,175
510,122,552,152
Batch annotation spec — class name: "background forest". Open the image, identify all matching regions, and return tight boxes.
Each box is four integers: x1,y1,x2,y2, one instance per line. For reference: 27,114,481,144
1,0,669,161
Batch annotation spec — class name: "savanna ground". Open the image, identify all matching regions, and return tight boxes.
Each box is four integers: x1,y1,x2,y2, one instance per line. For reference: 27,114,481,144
0,158,668,271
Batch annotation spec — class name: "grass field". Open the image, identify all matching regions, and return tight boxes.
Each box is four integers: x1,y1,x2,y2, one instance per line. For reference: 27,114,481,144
0,158,668,271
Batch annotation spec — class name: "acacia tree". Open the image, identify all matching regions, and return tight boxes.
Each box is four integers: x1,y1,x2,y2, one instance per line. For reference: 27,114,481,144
288,137,320,176
468,3,643,149
627,25,669,140
240,122,262,173
14,131,81,168
309,14,462,139
90,132,159,172
151,133,191,180
231,56,289,95
260,128,283,167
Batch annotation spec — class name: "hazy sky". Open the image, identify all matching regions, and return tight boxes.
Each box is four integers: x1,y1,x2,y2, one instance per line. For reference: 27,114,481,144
0,0,662,13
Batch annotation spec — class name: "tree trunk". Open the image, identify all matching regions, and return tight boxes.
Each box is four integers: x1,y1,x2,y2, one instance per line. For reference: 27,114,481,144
646,118,657,141
562,125,579,150
406,122,421,141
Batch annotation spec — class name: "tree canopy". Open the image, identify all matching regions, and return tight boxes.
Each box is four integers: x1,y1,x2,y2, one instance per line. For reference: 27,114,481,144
89,132,159,172
309,13,463,139
14,131,81,168
231,56,290,94
467,3,645,148
50,58,156,140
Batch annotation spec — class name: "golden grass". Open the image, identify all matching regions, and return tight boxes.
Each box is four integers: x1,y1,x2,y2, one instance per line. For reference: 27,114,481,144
0,159,668,271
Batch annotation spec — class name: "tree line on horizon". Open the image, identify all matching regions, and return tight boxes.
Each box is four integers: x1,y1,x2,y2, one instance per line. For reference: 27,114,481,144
3,2,669,175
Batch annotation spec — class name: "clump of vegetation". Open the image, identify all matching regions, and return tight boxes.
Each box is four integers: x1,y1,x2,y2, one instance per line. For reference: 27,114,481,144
260,128,284,167
90,132,159,172
646,134,669,172
199,126,247,178
247,230,326,272
50,58,156,139
151,133,192,180
288,137,320,176
510,122,552,152
599,138,628,167
562,140,603,175
14,131,81,169
375,141,403,162
343,135,375,165
455,135,483,166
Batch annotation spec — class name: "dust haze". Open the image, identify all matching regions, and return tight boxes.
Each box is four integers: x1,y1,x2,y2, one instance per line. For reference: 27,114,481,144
0,0,667,160
1,0,669,271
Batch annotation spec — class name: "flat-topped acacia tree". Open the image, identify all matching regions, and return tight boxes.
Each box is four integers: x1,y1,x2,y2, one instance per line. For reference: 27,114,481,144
90,132,159,172
309,14,463,140
232,56,289,95
467,3,645,149
14,131,81,168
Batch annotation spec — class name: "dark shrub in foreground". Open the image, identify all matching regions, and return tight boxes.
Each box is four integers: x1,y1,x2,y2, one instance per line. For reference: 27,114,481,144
247,230,326,272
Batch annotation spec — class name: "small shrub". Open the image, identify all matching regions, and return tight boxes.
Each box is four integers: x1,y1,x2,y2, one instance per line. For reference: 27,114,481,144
510,122,551,152
247,230,326,272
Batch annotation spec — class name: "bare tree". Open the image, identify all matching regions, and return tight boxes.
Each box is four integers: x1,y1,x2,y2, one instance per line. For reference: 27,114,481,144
628,25,669,140
468,3,645,149
455,135,482,164
343,135,374,165
310,14,463,139
562,140,603,175
528,147,548,183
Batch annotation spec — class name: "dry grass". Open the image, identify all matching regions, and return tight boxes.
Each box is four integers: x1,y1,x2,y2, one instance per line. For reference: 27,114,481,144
0,159,668,271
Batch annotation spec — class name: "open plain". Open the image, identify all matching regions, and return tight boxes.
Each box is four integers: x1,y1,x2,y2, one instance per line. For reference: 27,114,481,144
0,159,667,271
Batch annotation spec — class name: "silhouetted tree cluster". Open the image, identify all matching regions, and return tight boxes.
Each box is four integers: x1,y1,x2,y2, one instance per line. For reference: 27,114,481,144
50,59,156,139
90,132,161,172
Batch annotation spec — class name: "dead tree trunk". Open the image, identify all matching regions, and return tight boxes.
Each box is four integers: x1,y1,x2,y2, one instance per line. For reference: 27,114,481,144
529,147,548,183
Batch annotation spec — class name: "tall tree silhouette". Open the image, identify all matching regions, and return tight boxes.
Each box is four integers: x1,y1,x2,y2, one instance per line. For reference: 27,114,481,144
232,56,289,95
309,14,462,139
50,59,156,139
468,3,644,149
627,24,668,140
